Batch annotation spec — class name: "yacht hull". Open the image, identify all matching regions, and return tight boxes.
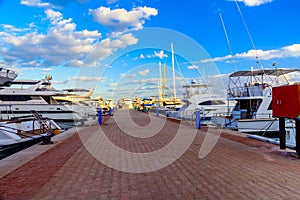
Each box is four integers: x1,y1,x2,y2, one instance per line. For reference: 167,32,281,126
237,118,279,134
0,104,84,122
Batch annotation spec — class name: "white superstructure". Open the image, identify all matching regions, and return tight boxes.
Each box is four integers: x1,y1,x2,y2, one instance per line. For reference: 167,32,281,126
224,68,300,134
168,80,235,124
0,77,84,122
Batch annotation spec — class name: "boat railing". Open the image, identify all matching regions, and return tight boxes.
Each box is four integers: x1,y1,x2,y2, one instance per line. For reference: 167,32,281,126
228,85,264,98
231,110,273,119
252,112,273,119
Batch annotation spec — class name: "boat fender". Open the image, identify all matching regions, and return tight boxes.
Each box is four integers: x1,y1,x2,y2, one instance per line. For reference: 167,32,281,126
53,129,61,135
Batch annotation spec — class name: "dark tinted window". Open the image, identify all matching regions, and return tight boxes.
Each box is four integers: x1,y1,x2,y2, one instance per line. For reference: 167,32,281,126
199,100,226,105
0,95,31,101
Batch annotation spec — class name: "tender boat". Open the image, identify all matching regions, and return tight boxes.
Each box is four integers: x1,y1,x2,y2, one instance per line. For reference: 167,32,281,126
0,112,61,159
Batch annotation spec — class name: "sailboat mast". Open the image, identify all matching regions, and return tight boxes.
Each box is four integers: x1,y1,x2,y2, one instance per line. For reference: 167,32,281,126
162,64,166,101
171,43,177,99
158,62,162,102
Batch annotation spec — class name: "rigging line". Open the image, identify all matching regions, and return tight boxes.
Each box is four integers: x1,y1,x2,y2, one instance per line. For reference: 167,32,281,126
219,11,241,92
219,12,238,72
175,55,184,78
234,0,262,69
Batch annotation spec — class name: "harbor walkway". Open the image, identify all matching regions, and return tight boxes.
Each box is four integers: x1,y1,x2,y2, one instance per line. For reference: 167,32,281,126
1,110,300,200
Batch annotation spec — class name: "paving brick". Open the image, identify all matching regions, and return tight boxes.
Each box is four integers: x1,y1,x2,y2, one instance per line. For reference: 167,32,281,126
1,110,300,199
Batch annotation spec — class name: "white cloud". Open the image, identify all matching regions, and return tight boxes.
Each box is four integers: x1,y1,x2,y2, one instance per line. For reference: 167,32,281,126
154,50,168,59
120,73,136,77
107,83,118,86
201,44,300,63
1,24,30,32
0,9,140,69
133,51,168,60
89,6,158,33
107,0,119,4
41,67,53,72
45,9,63,22
19,60,43,68
21,0,56,9
187,65,199,69
85,33,138,66
71,76,106,82
0,9,102,68
138,69,150,76
230,0,273,7
53,76,106,84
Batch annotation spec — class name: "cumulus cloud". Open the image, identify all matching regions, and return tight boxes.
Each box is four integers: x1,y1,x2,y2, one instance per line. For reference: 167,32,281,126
89,6,158,33
0,8,140,69
120,73,136,77
201,44,300,63
187,65,199,69
107,83,118,86
41,67,53,72
229,0,273,7
154,50,168,59
21,0,56,9
85,33,138,66
53,76,106,84
0,9,101,67
21,0,90,8
107,0,119,4
1,24,31,32
133,50,168,60
138,69,150,76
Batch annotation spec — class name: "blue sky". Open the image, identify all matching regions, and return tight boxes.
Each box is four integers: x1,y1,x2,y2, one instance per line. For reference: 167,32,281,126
0,0,300,99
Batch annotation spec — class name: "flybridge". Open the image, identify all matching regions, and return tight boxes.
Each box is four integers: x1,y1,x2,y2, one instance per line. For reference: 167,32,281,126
229,69,300,77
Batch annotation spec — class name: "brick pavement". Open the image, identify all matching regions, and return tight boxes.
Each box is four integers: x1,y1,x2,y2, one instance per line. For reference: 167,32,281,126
1,110,300,200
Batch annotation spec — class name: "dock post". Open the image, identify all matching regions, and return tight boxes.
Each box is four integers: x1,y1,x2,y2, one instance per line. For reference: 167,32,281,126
195,108,201,129
156,104,159,117
279,117,286,149
295,117,300,155
97,109,102,125
109,108,113,116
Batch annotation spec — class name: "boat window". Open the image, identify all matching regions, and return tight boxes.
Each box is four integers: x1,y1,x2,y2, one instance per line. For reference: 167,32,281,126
31,96,42,100
267,100,272,110
41,96,51,104
0,95,31,101
79,101,89,106
198,100,226,105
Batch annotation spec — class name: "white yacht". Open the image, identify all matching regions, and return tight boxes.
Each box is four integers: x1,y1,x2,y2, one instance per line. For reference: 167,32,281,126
222,68,300,135
0,76,85,122
118,98,133,109
167,80,235,124
54,88,98,119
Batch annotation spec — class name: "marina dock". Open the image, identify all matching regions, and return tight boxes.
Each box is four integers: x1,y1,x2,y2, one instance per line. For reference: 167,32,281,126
1,110,300,199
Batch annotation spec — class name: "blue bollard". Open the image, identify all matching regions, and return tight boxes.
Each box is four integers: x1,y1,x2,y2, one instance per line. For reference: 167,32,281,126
97,109,102,125
195,108,201,129
156,105,159,117
109,108,113,116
